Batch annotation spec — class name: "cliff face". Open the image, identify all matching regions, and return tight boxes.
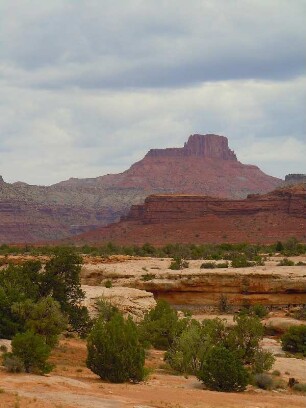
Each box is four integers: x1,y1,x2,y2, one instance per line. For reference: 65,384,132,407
71,185,306,245
146,134,237,160
126,186,306,224
0,134,282,243
285,174,306,185
80,257,306,309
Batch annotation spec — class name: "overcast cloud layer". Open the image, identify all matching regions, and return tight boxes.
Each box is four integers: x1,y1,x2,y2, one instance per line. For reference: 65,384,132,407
0,0,305,185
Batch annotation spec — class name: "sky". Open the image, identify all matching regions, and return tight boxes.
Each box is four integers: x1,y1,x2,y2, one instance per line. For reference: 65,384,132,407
0,0,305,185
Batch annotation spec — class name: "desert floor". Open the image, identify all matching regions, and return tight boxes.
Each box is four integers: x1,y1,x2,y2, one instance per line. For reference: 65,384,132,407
1,335,306,408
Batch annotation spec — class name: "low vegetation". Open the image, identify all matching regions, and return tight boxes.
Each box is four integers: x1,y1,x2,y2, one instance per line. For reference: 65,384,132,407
0,248,91,375
0,241,305,394
169,257,189,270
164,312,274,391
86,311,145,383
281,325,306,356
1,237,305,260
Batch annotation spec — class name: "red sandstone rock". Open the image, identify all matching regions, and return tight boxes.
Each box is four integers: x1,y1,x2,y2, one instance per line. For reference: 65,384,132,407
69,185,306,245
0,134,282,243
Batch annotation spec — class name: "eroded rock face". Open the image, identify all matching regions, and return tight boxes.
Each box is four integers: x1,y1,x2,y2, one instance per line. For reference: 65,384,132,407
0,134,281,243
82,285,156,321
80,258,306,310
146,134,237,160
71,185,306,245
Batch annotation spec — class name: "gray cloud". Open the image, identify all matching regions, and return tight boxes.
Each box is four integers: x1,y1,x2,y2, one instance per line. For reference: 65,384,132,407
0,1,305,185
1,1,305,89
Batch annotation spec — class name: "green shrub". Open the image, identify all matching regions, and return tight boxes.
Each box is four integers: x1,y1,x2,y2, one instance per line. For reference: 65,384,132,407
86,312,145,383
200,262,216,269
165,318,227,375
11,297,67,347
95,298,119,322
250,304,269,319
251,349,275,374
282,237,305,256
281,325,306,356
272,369,281,376
139,300,187,350
275,241,284,252
231,255,253,268
169,257,189,270
11,331,52,374
165,319,202,375
294,306,306,321
3,353,25,373
104,279,113,288
227,315,265,365
253,373,274,390
42,248,88,335
0,344,7,352
216,262,229,268
141,273,156,281
277,258,295,266
292,383,306,393
197,346,248,392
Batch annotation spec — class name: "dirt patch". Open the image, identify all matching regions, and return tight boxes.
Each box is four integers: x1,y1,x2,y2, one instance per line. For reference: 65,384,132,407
1,338,306,408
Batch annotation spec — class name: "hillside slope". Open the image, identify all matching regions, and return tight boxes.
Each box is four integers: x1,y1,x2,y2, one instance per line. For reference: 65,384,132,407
0,134,281,243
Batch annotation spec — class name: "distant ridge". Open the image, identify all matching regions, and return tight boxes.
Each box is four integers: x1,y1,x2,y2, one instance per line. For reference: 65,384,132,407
68,185,306,246
0,134,282,243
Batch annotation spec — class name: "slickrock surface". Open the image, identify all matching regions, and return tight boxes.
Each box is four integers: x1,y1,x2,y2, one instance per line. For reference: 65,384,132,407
71,184,306,245
0,134,281,243
82,285,156,320
81,256,306,310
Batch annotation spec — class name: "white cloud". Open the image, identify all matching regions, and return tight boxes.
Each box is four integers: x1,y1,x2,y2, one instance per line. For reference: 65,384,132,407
0,76,305,184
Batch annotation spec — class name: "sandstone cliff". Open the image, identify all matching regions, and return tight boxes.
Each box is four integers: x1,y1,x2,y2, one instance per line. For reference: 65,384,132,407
71,185,306,245
80,257,306,310
0,134,281,243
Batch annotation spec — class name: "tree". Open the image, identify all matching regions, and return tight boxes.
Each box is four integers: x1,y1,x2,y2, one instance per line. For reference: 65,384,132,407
139,300,187,350
41,248,90,334
281,325,306,356
86,312,145,383
197,346,248,392
165,319,202,374
227,315,264,364
0,261,42,338
11,297,67,347
11,331,52,374
165,318,228,375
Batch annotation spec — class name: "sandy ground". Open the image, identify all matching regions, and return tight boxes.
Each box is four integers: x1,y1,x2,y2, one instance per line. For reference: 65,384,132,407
1,338,306,408
1,255,305,407
81,255,306,280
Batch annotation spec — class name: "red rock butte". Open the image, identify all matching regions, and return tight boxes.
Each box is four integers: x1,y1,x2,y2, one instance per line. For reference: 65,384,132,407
0,133,283,243
146,134,237,160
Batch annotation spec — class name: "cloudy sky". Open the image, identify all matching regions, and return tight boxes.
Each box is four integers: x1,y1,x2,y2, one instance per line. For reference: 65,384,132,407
0,0,305,185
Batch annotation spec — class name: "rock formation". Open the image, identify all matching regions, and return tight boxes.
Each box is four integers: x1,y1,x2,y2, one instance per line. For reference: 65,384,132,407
82,285,156,321
70,184,306,245
285,174,306,185
0,134,281,243
80,257,306,310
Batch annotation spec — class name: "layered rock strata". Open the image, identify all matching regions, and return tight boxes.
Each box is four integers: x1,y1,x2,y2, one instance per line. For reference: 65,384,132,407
71,185,306,245
81,258,306,310
0,134,281,243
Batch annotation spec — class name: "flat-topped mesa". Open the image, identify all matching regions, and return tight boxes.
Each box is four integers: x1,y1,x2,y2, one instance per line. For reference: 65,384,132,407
145,134,237,160
285,174,306,184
